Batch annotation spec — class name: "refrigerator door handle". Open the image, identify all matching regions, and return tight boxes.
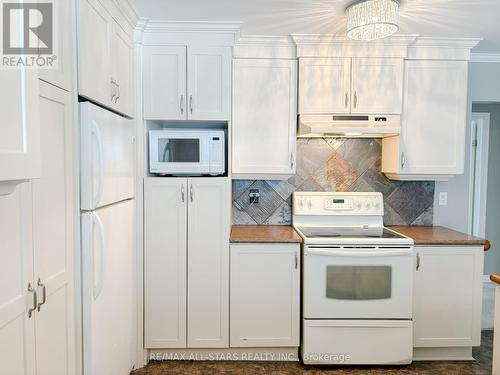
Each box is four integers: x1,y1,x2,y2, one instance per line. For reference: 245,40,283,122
92,212,105,300
90,120,104,210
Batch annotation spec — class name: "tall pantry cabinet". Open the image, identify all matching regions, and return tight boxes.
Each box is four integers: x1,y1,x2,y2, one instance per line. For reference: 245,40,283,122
0,0,78,374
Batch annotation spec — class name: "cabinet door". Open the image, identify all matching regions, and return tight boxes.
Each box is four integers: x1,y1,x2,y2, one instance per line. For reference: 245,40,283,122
78,0,113,107
187,46,231,121
401,60,468,175
0,68,40,185
39,0,74,91
144,178,187,348
299,58,351,114
32,82,76,375
0,183,36,375
230,244,300,347
413,246,483,347
112,23,134,117
187,178,230,347
351,58,403,114
232,59,297,177
143,46,187,120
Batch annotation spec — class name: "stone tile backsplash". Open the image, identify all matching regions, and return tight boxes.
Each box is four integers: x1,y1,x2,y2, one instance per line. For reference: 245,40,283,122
232,138,435,226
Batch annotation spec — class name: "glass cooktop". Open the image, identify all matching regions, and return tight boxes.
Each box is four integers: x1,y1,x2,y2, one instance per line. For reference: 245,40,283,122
296,227,407,239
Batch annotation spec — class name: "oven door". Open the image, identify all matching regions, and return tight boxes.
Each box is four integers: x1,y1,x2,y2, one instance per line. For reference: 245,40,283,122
150,132,210,174
303,245,413,319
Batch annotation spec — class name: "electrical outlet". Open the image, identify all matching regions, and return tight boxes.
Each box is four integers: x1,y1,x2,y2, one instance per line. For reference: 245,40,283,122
249,189,260,204
439,192,448,206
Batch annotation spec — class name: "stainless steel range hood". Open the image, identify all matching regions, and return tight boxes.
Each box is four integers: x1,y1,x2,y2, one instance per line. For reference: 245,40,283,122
298,114,400,138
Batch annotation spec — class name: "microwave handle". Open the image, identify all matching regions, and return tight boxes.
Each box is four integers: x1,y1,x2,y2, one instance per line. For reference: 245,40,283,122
307,248,412,257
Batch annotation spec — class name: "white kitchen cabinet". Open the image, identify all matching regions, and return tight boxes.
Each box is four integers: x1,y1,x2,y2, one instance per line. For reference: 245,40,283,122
32,82,76,375
351,58,403,114
0,82,77,375
382,60,468,181
0,68,40,187
413,246,483,350
143,45,231,121
0,183,35,375
299,58,351,114
187,46,231,120
112,23,135,117
298,57,403,115
78,0,135,117
232,59,297,178
144,178,187,348
39,0,75,91
187,178,230,348
144,177,230,349
143,46,187,120
230,244,300,347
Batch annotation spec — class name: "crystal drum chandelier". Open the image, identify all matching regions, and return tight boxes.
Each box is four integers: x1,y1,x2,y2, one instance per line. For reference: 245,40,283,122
346,0,399,41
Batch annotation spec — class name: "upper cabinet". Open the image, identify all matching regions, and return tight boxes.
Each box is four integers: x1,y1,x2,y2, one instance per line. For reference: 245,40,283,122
0,68,40,188
77,0,136,118
143,45,231,121
298,57,403,115
232,58,297,178
382,60,469,180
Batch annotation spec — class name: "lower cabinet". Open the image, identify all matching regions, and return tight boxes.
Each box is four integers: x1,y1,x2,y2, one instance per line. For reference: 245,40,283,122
230,243,300,347
144,177,230,349
413,246,483,352
0,81,76,375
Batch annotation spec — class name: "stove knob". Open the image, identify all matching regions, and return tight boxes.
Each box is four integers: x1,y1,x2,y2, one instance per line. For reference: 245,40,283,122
298,199,304,208
307,199,313,209
365,202,371,209
373,201,380,209
355,202,362,210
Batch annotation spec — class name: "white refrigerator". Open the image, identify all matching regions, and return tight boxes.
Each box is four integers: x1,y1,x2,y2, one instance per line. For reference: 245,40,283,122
80,102,137,375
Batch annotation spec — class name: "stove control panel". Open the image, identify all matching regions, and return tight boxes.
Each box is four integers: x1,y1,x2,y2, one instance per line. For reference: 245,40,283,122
293,192,383,216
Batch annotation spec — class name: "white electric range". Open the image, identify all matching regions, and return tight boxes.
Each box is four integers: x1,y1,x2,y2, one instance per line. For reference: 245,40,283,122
293,192,414,365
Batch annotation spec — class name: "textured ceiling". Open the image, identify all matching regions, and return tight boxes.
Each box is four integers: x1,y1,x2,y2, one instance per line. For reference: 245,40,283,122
129,0,500,53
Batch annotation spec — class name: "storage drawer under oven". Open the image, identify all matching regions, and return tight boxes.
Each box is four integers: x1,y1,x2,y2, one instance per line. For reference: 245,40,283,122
303,245,413,319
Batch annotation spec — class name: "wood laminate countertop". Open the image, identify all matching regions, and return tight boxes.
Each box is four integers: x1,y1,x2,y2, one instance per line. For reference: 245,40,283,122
389,225,490,250
490,274,500,284
230,225,302,244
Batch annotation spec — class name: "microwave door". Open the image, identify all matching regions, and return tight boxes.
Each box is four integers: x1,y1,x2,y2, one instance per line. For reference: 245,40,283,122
158,137,209,174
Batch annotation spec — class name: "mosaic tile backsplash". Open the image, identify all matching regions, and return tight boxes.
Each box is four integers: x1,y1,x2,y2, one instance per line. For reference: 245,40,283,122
232,138,435,226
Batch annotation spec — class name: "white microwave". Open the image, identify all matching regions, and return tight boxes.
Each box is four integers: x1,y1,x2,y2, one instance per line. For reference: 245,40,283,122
149,129,225,176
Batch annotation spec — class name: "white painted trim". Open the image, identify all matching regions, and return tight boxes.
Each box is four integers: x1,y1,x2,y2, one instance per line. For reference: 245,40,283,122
413,347,473,361
138,18,243,33
407,37,482,60
470,53,500,63
468,113,490,237
113,0,140,27
234,35,296,59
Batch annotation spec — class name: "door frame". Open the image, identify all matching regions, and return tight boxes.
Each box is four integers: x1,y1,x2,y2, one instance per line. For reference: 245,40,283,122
468,112,490,237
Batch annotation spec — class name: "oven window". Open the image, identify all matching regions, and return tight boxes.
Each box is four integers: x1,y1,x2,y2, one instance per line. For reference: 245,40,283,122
326,266,392,300
158,138,200,163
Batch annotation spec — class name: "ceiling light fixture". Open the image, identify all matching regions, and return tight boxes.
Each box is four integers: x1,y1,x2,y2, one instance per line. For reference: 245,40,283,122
346,0,399,41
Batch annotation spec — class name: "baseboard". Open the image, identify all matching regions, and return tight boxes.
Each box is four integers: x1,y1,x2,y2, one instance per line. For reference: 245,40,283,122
413,347,474,361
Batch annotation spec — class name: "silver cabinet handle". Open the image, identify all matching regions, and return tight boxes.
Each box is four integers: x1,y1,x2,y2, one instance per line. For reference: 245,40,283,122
401,152,406,169
189,95,193,114
115,82,120,103
110,78,116,102
294,252,298,269
180,95,184,115
416,253,420,271
181,184,185,202
290,152,294,170
190,184,194,202
28,283,37,318
345,91,349,108
353,91,358,109
37,278,46,312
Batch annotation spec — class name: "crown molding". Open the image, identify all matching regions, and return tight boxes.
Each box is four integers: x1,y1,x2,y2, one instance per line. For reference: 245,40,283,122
112,0,140,28
138,19,243,33
291,34,418,58
407,37,482,60
470,53,500,63
234,35,296,59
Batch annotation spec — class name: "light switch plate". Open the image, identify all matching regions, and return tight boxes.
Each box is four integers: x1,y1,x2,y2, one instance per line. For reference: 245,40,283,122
439,192,448,206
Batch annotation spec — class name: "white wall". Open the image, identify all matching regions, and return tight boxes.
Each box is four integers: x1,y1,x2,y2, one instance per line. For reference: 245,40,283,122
471,103,500,276
433,61,500,274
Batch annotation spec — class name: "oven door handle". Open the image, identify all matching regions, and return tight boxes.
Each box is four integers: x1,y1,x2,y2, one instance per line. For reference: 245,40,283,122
306,248,412,257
